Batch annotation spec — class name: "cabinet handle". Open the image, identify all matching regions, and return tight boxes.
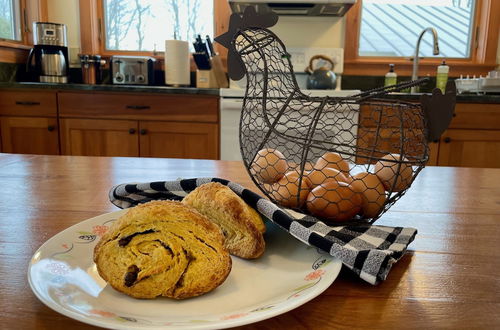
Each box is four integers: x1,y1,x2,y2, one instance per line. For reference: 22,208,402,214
453,113,457,117
444,137,451,143
16,101,40,106
432,139,439,143
140,129,147,135
126,105,150,110
129,128,136,134
47,125,56,132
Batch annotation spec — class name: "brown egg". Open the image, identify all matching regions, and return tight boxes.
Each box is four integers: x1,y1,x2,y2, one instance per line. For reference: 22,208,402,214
306,167,349,189
251,148,288,184
314,152,350,175
350,172,387,219
374,154,413,192
270,171,310,208
306,180,362,222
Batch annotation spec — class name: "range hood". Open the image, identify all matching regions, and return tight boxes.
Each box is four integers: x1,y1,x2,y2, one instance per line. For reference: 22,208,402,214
229,0,356,16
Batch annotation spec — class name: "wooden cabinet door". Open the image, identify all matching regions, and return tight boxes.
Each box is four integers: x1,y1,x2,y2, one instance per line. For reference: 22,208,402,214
427,140,439,166
0,116,59,155
60,118,139,157
438,129,500,168
139,121,219,159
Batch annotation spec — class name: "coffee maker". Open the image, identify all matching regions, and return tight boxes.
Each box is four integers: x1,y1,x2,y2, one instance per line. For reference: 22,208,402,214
27,22,69,83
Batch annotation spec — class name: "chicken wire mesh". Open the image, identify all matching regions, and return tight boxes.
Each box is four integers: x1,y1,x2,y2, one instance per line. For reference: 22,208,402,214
216,15,454,225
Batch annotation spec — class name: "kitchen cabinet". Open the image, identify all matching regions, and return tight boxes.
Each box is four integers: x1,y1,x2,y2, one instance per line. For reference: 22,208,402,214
139,121,218,158
435,103,500,168
61,118,218,159
437,129,500,167
60,118,139,156
0,90,60,155
357,102,500,168
58,91,219,159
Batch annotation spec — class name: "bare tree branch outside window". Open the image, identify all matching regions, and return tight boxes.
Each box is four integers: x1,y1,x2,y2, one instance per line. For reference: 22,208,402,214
103,0,213,51
133,0,152,50
105,0,136,50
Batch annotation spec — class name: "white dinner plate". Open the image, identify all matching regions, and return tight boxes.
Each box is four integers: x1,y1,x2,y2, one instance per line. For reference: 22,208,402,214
28,209,342,329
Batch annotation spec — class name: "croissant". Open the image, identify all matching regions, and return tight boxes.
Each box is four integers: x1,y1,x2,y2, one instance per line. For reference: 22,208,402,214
93,200,232,299
182,182,266,259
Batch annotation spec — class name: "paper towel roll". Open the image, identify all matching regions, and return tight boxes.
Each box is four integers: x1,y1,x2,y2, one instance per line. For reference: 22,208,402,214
165,40,190,86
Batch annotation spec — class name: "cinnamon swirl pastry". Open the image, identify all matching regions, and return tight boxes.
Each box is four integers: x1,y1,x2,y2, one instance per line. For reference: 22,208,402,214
93,200,231,299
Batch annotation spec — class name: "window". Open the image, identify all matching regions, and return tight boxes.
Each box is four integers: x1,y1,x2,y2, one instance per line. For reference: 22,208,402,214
344,0,500,76
359,0,476,58
0,1,45,63
102,0,214,52
0,0,22,41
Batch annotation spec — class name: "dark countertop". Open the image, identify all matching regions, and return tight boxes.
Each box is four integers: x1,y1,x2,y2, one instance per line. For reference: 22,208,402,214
1,82,499,103
0,82,220,96
379,91,500,104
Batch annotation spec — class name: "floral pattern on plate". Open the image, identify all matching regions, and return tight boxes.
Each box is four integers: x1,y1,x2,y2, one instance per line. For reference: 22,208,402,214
28,209,341,329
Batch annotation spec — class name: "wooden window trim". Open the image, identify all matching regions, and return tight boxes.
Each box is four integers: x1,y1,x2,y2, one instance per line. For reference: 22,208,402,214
79,0,230,69
344,0,500,76
0,0,48,63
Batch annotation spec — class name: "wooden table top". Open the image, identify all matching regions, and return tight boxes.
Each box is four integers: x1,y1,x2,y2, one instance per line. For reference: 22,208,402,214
1,153,499,329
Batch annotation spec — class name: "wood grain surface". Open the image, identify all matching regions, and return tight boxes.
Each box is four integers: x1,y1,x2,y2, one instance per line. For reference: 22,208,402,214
1,154,499,329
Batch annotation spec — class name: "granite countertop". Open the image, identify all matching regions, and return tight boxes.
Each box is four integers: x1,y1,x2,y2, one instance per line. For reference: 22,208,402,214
1,82,500,103
377,91,500,104
0,82,220,96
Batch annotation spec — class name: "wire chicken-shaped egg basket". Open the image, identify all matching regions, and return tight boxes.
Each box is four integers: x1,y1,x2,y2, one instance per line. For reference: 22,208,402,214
216,8,456,224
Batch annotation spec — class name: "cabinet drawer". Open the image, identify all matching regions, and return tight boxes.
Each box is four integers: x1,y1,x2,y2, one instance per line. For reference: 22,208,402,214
0,90,57,116
58,92,219,123
449,103,500,130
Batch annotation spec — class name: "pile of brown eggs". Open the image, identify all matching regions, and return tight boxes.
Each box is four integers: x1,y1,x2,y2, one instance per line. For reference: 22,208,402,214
250,148,414,223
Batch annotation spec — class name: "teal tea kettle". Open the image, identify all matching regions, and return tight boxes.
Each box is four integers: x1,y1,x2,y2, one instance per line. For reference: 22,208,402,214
305,55,337,90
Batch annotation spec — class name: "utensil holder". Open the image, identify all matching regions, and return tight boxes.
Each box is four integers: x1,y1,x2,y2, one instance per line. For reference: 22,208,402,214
196,69,218,88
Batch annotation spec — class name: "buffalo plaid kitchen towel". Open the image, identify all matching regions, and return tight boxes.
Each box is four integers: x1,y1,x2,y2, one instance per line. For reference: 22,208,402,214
109,177,417,285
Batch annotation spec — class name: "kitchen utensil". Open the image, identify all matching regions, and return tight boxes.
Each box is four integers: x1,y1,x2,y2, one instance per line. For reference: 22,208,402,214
79,54,105,84
206,35,215,56
193,52,212,70
305,54,337,89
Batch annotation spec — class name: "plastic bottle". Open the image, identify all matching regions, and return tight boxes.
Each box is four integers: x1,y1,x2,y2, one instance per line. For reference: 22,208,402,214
384,64,397,87
436,60,449,93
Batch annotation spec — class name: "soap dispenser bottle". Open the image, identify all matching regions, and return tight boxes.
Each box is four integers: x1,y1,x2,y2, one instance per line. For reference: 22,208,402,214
436,60,449,93
384,64,397,86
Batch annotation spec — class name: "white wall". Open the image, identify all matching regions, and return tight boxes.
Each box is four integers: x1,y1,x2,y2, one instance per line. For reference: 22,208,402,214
46,0,81,66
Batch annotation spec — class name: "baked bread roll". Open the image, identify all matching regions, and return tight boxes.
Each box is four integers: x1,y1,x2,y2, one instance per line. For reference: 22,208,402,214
182,182,266,259
93,200,231,299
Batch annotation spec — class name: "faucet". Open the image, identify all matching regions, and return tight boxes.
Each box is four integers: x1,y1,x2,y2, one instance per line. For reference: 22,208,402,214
411,27,440,93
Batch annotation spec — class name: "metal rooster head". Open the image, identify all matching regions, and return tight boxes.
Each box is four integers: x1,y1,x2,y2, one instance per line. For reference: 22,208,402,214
214,6,279,80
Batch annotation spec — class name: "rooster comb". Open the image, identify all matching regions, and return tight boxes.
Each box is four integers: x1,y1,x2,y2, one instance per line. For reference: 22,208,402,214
214,7,279,80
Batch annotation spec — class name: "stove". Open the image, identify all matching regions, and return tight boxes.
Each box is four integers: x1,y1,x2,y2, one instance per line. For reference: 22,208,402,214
219,87,361,161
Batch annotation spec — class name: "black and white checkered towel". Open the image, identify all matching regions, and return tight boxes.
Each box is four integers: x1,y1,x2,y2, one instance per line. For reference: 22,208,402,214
109,177,417,285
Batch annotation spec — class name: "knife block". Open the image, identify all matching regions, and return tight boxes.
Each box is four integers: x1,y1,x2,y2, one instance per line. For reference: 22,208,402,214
196,69,218,88
196,55,229,88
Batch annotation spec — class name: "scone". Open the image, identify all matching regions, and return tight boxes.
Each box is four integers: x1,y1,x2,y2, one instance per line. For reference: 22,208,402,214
182,182,266,259
93,200,232,299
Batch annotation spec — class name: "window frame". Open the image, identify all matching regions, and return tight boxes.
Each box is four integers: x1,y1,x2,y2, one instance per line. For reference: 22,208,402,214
79,0,230,65
344,0,500,76
0,0,48,63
